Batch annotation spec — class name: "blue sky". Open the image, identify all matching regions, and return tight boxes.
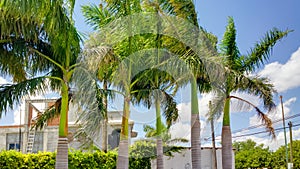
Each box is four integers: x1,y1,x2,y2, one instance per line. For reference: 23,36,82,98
196,0,300,149
1,0,300,150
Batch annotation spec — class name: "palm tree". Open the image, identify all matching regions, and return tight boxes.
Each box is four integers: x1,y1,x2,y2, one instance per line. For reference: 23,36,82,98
80,1,142,168
159,1,219,168
82,3,117,152
131,67,179,169
102,1,142,168
0,1,80,169
79,2,218,169
210,17,290,169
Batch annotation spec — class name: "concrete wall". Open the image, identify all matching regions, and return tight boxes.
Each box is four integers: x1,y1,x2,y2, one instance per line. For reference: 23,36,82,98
0,126,26,152
151,148,235,169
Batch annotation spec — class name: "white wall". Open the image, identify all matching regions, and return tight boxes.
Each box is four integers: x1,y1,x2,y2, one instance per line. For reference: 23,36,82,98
151,148,235,169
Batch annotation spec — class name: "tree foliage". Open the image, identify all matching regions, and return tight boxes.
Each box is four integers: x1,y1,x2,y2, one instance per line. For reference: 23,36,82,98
233,139,300,169
233,140,273,169
271,140,300,169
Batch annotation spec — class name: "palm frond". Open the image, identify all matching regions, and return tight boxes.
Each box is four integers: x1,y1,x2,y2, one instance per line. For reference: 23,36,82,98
82,4,115,30
105,0,142,16
244,28,291,72
235,74,276,112
208,90,227,120
161,90,179,127
143,124,157,138
229,95,275,138
0,76,47,117
33,103,58,130
220,17,240,70
161,0,199,27
166,138,189,144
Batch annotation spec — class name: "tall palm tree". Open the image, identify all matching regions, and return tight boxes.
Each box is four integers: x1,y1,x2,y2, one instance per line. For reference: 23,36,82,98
103,1,142,168
81,1,142,168
82,3,117,152
160,1,219,168
131,67,179,169
210,17,290,169
0,1,80,169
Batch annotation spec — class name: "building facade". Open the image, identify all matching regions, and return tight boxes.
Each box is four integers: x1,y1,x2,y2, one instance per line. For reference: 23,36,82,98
0,99,136,153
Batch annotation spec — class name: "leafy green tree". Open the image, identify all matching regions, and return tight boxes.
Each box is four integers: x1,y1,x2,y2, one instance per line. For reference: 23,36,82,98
0,1,80,168
233,140,273,169
129,139,185,169
210,17,290,169
272,140,300,169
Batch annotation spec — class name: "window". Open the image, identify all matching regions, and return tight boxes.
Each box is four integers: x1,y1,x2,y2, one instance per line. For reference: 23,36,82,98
6,133,22,151
8,143,20,151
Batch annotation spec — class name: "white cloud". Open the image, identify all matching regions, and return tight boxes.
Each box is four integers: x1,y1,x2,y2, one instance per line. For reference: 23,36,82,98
0,76,8,84
169,118,207,145
170,122,191,142
259,47,300,92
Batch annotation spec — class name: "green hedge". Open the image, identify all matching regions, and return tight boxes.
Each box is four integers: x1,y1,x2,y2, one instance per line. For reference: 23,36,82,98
0,150,150,169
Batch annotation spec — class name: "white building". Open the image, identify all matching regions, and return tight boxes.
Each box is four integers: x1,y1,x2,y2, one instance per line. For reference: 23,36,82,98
0,99,136,153
151,147,235,169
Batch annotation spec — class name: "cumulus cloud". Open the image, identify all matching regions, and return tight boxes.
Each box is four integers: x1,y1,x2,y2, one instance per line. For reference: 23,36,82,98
259,47,300,92
169,118,207,145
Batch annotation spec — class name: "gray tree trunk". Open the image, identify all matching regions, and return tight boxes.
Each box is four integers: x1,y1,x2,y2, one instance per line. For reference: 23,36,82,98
222,126,233,169
55,137,69,169
156,138,164,169
117,139,129,169
191,114,201,169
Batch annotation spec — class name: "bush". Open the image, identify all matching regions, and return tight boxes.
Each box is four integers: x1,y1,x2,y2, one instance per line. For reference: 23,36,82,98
0,149,149,169
0,151,55,169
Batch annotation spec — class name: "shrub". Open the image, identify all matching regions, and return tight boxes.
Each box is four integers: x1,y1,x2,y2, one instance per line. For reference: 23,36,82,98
0,149,149,169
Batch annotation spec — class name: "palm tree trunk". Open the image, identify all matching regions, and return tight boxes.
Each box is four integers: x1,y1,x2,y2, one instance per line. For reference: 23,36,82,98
55,137,69,169
191,78,201,169
102,81,108,152
156,139,164,169
222,98,232,169
55,82,69,169
116,0,132,167
117,96,130,169
155,98,164,169
117,139,129,169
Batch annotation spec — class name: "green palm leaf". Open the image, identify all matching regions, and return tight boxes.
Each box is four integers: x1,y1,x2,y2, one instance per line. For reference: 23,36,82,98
0,77,46,116
244,28,292,72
